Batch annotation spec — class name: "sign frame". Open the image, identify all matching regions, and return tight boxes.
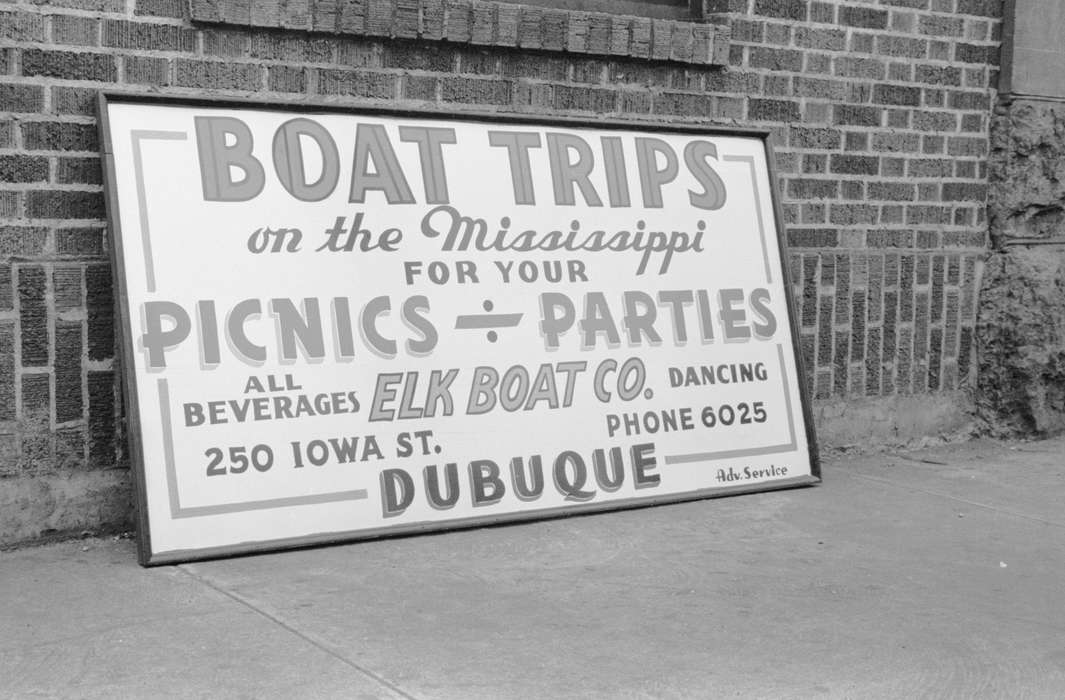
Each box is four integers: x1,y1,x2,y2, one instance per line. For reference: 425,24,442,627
98,92,820,566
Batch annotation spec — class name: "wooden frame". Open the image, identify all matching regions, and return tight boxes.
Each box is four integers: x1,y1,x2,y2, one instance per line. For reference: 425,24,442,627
98,91,820,566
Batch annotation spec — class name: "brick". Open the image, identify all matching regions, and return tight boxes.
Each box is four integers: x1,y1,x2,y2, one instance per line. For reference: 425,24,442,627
651,20,673,62
54,428,86,471
136,0,187,18
872,84,921,106
396,0,420,38
268,65,306,92
123,56,170,86
27,191,105,220
402,74,437,100
0,155,48,183
54,266,83,310
868,182,916,201
0,322,13,422
0,265,10,310
961,113,983,132
947,136,987,156
948,90,989,111
830,154,879,175
50,87,96,116
556,84,616,113
440,77,511,105
282,0,313,30
753,0,808,21
18,266,49,368
849,32,874,54
0,192,15,218
0,11,46,42
907,205,952,225
249,35,334,62
730,18,764,43
52,15,100,46
841,180,864,200
202,29,251,58
748,98,800,122
22,50,117,82
788,229,837,248
0,84,45,114
382,45,453,72
505,54,568,82
835,107,881,130
337,0,367,34
794,26,845,51
913,110,957,132
918,14,963,36
955,43,993,64
22,372,51,429
56,228,105,257
55,320,83,423
915,65,961,86
457,49,500,76
787,127,841,152
56,157,103,185
834,56,885,80
669,22,694,63
788,178,838,199
88,370,116,468
924,134,944,155
838,6,888,29
957,0,1001,17
908,158,954,178
496,3,519,46
629,16,651,58
317,69,395,98
0,226,48,258
587,13,613,55
876,36,927,58
86,264,113,362
844,131,868,151
881,0,929,7
868,230,914,247
830,204,878,225
175,60,262,90
22,121,98,152
942,182,987,201
336,41,379,67
872,132,920,152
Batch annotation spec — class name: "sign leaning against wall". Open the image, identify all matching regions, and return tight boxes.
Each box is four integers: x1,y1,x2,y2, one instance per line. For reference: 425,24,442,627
99,93,820,566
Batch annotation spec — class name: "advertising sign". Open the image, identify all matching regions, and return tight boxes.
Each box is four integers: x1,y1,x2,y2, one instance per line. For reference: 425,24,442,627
99,94,819,565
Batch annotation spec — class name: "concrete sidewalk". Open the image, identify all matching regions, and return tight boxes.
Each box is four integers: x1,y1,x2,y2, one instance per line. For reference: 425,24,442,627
2,436,1064,699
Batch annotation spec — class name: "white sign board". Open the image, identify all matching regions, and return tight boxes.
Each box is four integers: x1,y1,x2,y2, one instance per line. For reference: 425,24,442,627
99,95,819,565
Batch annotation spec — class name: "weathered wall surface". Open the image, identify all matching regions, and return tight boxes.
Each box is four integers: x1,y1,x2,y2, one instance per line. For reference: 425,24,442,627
977,0,1065,437
0,0,1001,543
979,99,1065,436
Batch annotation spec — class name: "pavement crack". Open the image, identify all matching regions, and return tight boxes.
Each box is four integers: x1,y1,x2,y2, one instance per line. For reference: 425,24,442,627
847,472,1065,529
176,565,421,700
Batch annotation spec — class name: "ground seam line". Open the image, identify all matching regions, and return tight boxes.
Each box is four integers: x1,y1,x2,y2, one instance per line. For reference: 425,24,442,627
176,566,420,700
847,472,1065,529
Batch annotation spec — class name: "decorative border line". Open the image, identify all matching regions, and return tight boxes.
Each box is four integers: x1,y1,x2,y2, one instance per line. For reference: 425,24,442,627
722,154,773,286
131,130,188,294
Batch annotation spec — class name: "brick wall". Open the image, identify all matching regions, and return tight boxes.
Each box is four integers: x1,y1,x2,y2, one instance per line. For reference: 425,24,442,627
0,0,1001,541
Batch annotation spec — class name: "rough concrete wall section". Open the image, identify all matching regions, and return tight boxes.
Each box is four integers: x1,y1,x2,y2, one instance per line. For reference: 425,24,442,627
977,247,1065,435
987,100,1065,243
980,99,1065,436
